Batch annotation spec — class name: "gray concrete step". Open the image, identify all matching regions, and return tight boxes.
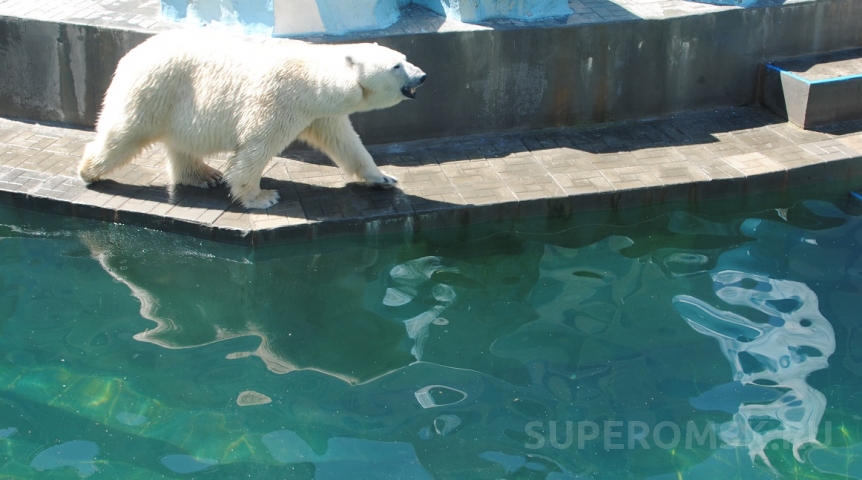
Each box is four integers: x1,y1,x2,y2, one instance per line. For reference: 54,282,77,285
760,49,862,129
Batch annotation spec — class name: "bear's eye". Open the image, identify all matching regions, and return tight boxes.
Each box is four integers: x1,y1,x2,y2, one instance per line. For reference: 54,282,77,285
392,65,401,70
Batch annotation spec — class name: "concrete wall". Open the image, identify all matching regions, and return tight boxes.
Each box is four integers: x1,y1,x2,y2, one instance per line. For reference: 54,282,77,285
1,0,861,144
0,18,149,127
353,0,862,144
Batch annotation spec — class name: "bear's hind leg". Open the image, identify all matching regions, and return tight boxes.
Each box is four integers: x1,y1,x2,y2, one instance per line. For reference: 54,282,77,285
222,146,280,210
298,116,397,187
79,132,151,184
166,148,224,188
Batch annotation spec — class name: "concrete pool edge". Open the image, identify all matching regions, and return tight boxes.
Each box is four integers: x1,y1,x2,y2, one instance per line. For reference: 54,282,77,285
2,104,862,246
2,1,862,245
1,130,861,247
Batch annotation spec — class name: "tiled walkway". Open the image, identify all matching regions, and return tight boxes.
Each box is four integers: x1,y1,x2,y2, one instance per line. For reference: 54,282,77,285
1,0,860,245
1,106,861,245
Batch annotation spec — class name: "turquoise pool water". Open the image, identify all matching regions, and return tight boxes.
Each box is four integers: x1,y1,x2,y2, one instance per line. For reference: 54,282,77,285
0,186,861,479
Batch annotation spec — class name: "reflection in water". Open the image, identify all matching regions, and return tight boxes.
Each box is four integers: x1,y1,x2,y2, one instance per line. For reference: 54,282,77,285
414,384,468,408
3,193,860,478
80,200,854,475
80,229,415,385
80,228,539,387
236,390,272,406
689,381,781,413
674,273,835,468
433,414,462,435
385,256,458,359
672,201,859,470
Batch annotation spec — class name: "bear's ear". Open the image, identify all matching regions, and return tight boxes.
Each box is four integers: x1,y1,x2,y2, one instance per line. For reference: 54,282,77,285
345,55,355,68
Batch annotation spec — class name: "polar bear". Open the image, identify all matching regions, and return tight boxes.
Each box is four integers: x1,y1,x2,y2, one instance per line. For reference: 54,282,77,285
78,30,426,209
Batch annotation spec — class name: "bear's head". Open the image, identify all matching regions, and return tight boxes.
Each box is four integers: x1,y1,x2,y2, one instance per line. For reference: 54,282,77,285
345,43,426,112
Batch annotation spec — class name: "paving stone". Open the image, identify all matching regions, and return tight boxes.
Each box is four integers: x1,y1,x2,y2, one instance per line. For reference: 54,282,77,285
1,100,861,245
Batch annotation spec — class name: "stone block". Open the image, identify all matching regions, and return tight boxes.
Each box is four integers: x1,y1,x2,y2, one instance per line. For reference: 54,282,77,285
760,49,862,129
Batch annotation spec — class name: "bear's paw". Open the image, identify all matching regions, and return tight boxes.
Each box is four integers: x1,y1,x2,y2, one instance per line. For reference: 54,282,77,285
189,165,224,189
366,174,399,189
237,189,281,210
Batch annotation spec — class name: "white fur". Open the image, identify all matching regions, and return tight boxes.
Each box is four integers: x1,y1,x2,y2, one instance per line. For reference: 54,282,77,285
78,30,425,209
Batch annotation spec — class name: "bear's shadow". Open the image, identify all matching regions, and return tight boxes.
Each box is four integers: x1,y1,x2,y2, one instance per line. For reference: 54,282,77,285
85,174,457,223
82,140,484,221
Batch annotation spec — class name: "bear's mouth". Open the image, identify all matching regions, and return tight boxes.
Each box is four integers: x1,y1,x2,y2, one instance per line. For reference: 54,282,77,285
401,86,418,99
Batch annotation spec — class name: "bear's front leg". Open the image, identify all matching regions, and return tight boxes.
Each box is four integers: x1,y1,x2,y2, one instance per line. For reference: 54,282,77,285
223,146,281,210
298,116,398,188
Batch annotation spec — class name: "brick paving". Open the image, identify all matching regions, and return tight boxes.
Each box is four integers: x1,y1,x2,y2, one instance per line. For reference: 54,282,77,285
1,106,861,245
1,0,860,245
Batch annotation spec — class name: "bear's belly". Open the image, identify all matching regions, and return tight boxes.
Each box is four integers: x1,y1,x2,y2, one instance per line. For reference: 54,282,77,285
163,107,244,156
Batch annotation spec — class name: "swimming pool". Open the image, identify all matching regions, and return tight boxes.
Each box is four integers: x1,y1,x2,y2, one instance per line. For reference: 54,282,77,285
0,183,860,479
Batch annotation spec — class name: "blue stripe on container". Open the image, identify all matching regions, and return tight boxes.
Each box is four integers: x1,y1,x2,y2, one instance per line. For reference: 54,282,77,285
766,63,862,85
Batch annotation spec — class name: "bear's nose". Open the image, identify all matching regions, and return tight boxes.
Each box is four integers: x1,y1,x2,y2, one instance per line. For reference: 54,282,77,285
418,74,427,85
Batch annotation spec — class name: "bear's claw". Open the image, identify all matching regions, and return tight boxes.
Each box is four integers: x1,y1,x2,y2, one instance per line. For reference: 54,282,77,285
204,169,224,188
369,174,398,189
175,164,225,189
194,165,224,188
